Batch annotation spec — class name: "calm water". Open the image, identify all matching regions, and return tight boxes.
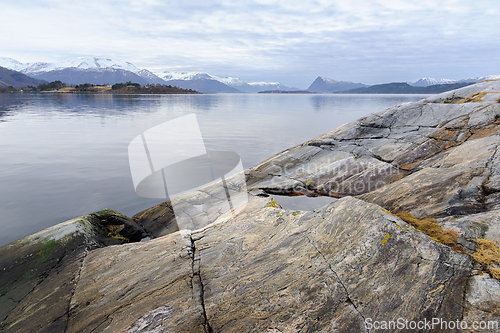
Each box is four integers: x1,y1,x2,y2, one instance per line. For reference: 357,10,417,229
0,93,429,246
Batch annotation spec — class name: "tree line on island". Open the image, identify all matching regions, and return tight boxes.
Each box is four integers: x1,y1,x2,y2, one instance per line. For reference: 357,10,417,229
0,80,199,94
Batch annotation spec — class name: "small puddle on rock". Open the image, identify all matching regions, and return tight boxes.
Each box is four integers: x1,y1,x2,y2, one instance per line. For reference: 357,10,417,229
271,195,338,211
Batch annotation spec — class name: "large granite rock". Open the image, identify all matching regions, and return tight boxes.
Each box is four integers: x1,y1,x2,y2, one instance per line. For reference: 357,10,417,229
2,80,500,332
248,80,500,223
0,209,145,332
51,196,470,333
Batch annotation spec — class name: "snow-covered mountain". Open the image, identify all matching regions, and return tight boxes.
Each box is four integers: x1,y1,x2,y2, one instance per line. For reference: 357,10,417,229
158,71,295,92
0,57,166,85
411,75,500,87
245,82,299,93
0,58,298,92
156,71,297,93
411,77,456,87
155,71,241,92
163,79,242,93
159,71,212,81
0,58,27,72
307,77,368,93
9,56,496,92
456,75,500,83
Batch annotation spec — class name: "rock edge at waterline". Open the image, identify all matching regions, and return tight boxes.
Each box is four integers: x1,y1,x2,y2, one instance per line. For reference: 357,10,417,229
2,80,500,332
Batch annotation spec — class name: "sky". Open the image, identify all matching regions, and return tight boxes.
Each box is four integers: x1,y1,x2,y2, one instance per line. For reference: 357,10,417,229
1,0,499,88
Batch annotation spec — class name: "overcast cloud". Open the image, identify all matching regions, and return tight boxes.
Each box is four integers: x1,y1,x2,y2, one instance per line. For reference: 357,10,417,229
1,0,499,88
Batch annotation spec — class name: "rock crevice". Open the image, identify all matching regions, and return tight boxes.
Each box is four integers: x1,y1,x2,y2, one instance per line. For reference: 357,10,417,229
189,235,213,333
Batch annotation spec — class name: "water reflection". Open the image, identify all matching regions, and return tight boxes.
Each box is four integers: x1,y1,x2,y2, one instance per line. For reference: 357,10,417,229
309,94,429,113
0,93,231,121
0,93,431,246
273,194,338,211
0,94,32,120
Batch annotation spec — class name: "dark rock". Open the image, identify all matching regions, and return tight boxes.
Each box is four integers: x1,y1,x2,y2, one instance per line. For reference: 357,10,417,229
0,209,143,332
132,200,178,238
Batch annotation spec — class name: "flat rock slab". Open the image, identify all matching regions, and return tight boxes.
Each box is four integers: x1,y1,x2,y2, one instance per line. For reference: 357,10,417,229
194,196,471,332
62,196,471,332
65,232,206,333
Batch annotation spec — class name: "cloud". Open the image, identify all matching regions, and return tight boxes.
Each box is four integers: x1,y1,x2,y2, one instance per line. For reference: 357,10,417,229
1,0,499,86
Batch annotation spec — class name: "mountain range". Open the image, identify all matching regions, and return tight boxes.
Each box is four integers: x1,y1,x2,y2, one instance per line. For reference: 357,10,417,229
0,57,167,87
337,82,476,94
0,57,298,93
0,56,499,93
155,71,299,93
307,75,500,92
411,76,500,87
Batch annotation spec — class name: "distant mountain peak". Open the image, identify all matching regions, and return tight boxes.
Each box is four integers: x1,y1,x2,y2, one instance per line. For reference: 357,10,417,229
317,76,335,83
308,76,367,93
157,71,213,81
411,75,500,87
411,77,455,87
0,57,26,72
23,56,144,74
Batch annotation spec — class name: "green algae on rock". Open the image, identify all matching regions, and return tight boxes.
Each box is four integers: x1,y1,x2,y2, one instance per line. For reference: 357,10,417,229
0,209,145,332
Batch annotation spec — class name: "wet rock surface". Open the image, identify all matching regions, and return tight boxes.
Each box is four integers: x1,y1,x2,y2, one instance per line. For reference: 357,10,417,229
2,80,500,332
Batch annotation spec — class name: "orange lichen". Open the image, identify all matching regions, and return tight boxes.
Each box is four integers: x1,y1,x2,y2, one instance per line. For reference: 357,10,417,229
429,129,458,141
396,212,458,246
470,239,500,280
471,239,500,266
452,244,466,255
468,124,500,141
456,91,499,103
489,267,500,280
456,92,487,103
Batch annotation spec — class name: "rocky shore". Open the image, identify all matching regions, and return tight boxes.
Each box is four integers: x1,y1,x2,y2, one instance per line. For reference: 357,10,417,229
1,80,500,332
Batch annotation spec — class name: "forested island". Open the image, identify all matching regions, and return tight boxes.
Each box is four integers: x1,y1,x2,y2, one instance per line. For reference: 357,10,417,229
0,80,199,94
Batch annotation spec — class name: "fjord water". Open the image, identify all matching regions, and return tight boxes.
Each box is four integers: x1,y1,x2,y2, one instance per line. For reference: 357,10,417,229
0,93,429,246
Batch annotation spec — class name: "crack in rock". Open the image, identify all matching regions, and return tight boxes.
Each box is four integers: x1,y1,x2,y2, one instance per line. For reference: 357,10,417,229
189,236,213,333
304,234,368,329
64,240,91,333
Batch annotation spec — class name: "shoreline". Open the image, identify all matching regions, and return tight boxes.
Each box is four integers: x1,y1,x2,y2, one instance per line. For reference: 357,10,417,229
1,80,500,332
